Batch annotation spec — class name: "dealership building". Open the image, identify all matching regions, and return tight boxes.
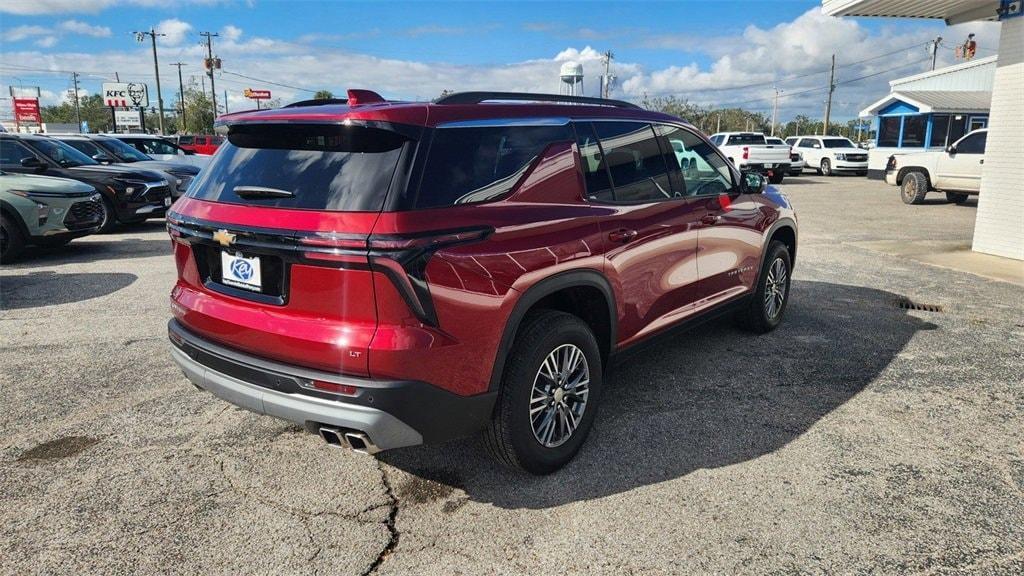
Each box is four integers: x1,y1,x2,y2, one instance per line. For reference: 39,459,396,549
859,56,994,178
824,0,1024,261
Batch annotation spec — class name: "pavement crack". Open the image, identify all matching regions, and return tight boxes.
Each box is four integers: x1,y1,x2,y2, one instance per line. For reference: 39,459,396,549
362,459,400,576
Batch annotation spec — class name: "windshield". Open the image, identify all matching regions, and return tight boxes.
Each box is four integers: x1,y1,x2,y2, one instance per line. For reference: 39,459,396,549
187,123,411,211
822,138,856,148
28,138,97,167
100,137,152,162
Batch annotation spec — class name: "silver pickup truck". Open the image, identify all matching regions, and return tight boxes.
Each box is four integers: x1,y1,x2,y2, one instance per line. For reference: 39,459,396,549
709,132,792,184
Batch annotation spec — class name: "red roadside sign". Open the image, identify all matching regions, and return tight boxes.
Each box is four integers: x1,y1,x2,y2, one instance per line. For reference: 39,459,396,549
13,98,41,124
243,88,272,100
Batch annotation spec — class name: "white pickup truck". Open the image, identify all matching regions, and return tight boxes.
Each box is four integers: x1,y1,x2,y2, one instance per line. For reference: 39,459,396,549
885,129,987,205
709,132,791,184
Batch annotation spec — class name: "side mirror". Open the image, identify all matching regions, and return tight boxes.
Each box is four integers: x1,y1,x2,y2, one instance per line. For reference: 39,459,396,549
946,145,957,155
20,157,45,172
92,154,112,164
181,148,195,155
813,143,822,149
740,172,767,194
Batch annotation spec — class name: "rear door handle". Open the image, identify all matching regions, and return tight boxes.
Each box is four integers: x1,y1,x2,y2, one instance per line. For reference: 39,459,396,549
608,229,638,243
701,214,720,226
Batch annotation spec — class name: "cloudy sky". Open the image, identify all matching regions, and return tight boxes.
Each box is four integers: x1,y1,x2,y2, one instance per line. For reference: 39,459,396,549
0,0,1001,122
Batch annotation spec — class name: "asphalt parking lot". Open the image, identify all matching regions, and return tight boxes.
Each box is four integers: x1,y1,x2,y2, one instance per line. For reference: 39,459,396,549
2,175,1022,575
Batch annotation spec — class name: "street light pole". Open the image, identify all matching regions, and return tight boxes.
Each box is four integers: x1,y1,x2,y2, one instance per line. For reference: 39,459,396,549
134,29,167,134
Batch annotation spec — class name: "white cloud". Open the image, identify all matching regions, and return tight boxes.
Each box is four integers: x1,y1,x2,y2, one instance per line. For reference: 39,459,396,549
1,0,228,15
156,18,193,46
7,25,50,42
58,20,112,38
35,36,60,48
221,25,243,41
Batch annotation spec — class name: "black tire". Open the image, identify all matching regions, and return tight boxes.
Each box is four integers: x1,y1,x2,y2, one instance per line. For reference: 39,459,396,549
945,192,969,204
1,214,26,263
484,309,603,475
900,171,929,205
820,158,833,176
736,241,792,334
97,197,118,233
768,172,785,185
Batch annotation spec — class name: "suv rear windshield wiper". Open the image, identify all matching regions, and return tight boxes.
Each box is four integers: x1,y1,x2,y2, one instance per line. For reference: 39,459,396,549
233,186,295,199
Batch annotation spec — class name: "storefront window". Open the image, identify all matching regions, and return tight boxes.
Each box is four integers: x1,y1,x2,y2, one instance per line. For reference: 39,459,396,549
901,115,926,147
878,117,900,147
930,115,950,147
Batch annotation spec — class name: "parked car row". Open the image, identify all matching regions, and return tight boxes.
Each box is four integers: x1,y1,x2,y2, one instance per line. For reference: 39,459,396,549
0,132,212,261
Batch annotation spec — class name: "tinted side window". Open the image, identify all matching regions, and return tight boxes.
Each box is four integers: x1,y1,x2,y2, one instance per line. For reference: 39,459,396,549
727,133,766,145
415,124,572,208
575,122,613,202
798,139,817,149
0,140,36,165
956,132,986,154
593,121,672,203
655,125,734,197
785,138,797,146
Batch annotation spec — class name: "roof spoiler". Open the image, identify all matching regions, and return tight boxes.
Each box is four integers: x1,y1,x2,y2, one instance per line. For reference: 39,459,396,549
284,89,386,109
435,91,642,110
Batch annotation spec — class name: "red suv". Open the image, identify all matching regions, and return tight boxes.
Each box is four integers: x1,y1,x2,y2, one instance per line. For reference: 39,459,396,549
167,90,797,473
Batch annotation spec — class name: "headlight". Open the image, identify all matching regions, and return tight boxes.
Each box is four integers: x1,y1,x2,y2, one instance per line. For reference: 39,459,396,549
835,153,847,161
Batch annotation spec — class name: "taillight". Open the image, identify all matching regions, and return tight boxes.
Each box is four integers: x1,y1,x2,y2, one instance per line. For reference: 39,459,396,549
742,146,749,160
297,226,493,326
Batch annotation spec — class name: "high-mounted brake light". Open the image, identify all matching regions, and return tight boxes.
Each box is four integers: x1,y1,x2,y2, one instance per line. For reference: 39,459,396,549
742,146,750,160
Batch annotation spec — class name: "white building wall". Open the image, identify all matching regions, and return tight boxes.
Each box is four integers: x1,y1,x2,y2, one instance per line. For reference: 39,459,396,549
972,17,1024,261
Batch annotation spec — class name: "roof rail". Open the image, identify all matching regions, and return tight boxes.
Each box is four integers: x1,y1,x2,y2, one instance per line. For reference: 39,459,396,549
434,91,642,110
284,98,349,108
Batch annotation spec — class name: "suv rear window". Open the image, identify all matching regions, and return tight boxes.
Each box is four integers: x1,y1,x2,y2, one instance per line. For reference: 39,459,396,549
726,133,766,145
187,124,410,211
412,124,572,208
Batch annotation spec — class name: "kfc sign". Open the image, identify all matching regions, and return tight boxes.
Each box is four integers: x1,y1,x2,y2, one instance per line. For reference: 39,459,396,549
102,82,149,107
13,98,41,124
243,88,271,100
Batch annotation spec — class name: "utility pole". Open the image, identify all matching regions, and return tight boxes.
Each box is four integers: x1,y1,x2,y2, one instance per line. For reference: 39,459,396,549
223,89,229,113
930,36,943,71
71,71,82,133
171,62,187,132
601,50,614,99
822,53,836,136
134,29,167,134
200,32,220,122
770,86,780,137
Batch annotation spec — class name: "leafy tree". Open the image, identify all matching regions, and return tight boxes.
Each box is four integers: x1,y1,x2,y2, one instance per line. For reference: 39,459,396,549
314,90,334,100
41,94,115,132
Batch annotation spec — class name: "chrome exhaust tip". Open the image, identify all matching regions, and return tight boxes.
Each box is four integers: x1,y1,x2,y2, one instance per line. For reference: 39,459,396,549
318,426,381,455
343,431,381,455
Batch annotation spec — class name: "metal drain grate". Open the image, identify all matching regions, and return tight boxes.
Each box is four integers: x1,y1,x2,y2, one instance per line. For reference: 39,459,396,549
894,298,944,312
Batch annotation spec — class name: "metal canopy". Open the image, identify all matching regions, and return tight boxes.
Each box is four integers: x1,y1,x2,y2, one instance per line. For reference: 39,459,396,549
822,0,1000,24
859,90,992,117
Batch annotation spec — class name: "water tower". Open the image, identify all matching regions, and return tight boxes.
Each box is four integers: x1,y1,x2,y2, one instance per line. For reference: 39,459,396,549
559,61,584,96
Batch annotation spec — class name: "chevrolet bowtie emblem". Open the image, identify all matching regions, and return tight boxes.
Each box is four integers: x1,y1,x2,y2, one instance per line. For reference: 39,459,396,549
213,229,236,247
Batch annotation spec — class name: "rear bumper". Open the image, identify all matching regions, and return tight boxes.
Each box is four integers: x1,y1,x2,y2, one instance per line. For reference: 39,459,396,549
739,162,791,173
167,319,496,450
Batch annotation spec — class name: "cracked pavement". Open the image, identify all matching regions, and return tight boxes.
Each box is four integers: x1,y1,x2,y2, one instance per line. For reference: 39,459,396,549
2,176,1022,574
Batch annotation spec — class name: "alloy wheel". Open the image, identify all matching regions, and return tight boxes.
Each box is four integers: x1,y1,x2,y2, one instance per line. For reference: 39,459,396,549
530,343,590,448
764,257,788,320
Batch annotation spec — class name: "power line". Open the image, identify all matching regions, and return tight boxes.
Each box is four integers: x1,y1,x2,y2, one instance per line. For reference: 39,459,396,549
219,70,316,93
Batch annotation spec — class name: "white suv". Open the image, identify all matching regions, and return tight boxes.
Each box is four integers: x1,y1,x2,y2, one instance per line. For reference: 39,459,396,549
787,136,867,177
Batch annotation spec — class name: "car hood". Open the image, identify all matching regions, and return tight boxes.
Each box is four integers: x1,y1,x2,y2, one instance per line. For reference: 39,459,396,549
0,172,96,196
69,164,169,182
118,160,200,175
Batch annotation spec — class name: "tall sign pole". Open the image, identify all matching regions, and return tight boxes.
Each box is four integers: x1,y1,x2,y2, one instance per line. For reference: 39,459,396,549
200,32,220,121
